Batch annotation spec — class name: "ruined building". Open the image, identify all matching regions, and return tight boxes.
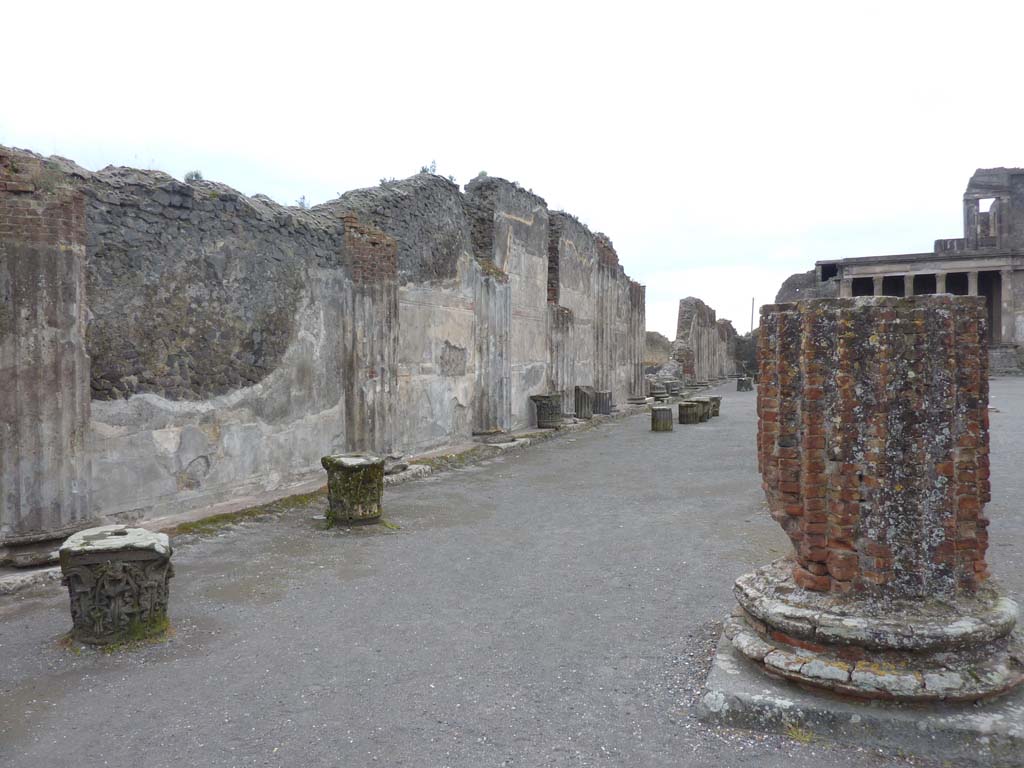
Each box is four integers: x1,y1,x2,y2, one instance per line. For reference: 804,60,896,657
0,147,645,552
670,297,738,381
782,168,1024,372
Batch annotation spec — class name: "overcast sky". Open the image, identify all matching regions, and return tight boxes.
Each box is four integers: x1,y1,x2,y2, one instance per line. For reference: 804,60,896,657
5,1,1024,338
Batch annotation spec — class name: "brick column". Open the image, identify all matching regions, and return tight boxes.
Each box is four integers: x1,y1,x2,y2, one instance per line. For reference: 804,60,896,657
872,276,883,296
936,271,947,293
903,273,914,296
729,296,1021,701
839,278,852,298
968,270,979,296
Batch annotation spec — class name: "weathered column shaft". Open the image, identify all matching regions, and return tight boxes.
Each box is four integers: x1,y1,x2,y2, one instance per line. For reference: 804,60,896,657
757,296,990,595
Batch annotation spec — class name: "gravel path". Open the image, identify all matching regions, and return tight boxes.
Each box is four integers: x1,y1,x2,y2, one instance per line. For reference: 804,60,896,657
3,380,1022,767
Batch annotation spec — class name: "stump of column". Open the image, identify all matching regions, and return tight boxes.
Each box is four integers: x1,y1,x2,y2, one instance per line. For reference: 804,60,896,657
737,377,753,392
691,397,712,422
530,393,563,429
709,396,722,417
575,385,595,419
650,382,668,402
725,296,1022,702
678,401,700,424
321,453,385,526
594,390,613,415
59,525,174,645
651,406,674,432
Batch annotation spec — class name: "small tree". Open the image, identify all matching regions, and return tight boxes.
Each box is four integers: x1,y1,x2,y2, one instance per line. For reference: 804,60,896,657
184,170,203,183
296,195,308,209
419,160,437,174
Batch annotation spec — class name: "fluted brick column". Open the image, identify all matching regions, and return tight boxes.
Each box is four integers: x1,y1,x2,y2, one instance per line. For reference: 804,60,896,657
725,296,1021,702
756,296,990,595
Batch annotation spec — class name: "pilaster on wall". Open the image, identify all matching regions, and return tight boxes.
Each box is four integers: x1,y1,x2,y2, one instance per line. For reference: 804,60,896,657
340,213,399,455
0,150,94,545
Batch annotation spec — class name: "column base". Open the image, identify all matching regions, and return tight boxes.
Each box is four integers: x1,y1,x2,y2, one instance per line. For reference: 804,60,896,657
727,559,1024,702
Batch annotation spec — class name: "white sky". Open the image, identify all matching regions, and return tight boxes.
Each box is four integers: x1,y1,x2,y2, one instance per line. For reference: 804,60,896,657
4,1,1024,338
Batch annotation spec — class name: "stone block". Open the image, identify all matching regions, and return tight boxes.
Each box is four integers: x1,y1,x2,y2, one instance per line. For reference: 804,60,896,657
678,401,700,425
574,386,595,420
321,453,385,526
530,393,562,429
59,525,173,645
651,406,674,432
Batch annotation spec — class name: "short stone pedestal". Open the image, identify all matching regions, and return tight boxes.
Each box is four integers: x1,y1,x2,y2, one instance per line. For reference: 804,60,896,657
574,385,595,419
721,296,1022,702
691,397,712,422
708,395,722,417
650,383,668,402
530,393,563,429
665,380,681,397
321,453,385,526
59,526,174,645
736,376,753,392
677,401,700,424
594,390,612,415
651,406,674,431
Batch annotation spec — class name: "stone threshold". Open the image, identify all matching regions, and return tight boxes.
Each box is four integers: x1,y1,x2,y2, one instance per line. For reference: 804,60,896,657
0,398,660,597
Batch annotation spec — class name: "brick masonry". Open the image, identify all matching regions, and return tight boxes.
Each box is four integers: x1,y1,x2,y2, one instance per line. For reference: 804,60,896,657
757,296,991,597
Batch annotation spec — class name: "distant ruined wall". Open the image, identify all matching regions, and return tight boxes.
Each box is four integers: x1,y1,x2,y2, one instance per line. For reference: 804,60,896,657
671,297,737,381
0,147,645,539
644,331,672,366
545,215,642,411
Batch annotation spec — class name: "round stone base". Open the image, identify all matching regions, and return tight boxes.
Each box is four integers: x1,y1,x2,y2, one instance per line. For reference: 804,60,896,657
728,559,1024,701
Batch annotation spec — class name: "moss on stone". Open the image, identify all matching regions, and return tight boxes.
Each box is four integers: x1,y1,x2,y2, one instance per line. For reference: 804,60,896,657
170,487,327,536
322,456,384,527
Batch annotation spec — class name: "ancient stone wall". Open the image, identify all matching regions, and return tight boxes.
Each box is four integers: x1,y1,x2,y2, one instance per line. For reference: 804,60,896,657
0,146,645,535
671,297,737,381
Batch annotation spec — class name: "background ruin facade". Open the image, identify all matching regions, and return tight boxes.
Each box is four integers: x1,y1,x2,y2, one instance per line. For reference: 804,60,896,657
780,168,1024,373
0,147,645,548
